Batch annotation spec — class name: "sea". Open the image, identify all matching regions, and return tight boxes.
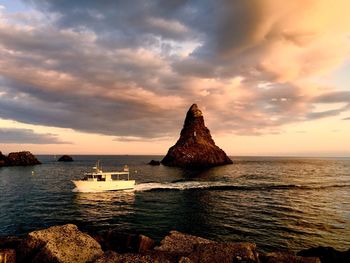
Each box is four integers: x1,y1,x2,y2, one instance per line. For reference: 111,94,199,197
0,155,349,252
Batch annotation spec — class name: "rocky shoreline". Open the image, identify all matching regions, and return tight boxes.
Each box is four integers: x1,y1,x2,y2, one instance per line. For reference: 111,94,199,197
0,224,349,263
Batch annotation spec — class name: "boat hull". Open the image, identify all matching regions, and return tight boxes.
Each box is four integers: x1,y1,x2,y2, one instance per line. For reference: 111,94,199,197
72,180,135,192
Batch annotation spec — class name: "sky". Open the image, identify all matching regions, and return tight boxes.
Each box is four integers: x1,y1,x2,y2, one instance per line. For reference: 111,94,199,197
0,0,349,156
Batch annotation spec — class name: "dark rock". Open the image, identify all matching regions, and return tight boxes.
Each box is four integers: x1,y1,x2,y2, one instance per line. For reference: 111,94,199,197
0,152,7,167
0,249,16,263
0,236,23,250
155,230,213,255
161,104,232,168
93,230,155,253
94,250,176,263
4,151,41,166
148,160,160,166
260,251,320,263
297,246,350,263
138,235,156,253
187,242,260,263
57,155,74,162
17,224,103,263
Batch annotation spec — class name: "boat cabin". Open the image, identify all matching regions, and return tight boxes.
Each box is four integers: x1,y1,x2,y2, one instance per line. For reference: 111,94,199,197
83,171,130,182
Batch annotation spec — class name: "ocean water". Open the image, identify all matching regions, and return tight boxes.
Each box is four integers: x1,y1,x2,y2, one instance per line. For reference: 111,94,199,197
0,155,349,252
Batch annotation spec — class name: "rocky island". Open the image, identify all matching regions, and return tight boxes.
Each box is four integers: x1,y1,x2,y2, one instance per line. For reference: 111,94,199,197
0,151,41,167
58,155,74,162
162,104,233,167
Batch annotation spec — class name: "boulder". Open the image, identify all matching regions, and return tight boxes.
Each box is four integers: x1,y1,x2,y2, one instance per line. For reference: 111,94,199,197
94,250,176,263
0,236,23,250
57,155,74,162
3,151,41,166
260,251,320,263
0,249,16,263
187,242,260,263
148,160,161,166
93,230,155,253
17,224,103,263
297,246,350,263
161,104,232,168
155,231,212,255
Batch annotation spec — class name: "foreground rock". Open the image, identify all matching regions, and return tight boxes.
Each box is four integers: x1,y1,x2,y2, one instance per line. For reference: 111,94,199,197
260,252,320,263
57,155,74,162
297,246,350,263
155,231,259,262
93,229,155,253
162,104,232,168
18,224,103,263
94,250,178,263
155,230,212,254
2,225,347,263
186,242,260,263
0,151,41,167
0,249,16,263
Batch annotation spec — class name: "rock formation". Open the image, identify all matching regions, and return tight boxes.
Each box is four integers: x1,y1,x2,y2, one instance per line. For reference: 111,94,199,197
0,151,7,167
162,104,232,167
2,224,346,263
17,224,103,263
148,160,161,166
0,151,41,167
58,155,74,162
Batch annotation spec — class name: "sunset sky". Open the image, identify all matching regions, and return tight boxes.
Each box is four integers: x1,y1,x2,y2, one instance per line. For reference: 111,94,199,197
0,0,349,156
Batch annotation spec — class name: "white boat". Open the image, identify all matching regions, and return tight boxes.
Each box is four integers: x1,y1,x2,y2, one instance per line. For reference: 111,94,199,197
72,161,135,192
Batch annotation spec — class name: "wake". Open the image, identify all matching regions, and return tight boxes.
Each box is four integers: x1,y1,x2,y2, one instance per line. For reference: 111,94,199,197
134,181,350,192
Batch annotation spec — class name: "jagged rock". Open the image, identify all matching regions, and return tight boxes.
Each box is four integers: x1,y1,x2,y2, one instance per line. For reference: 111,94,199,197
93,230,155,253
0,249,16,263
3,151,41,166
138,235,156,253
162,104,232,168
17,224,103,263
57,155,74,162
297,246,350,263
94,250,176,263
0,236,23,250
155,231,213,255
148,160,161,166
260,251,321,263
187,242,260,263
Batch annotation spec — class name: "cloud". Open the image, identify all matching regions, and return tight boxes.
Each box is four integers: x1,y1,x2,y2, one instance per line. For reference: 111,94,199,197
0,0,349,139
0,128,70,144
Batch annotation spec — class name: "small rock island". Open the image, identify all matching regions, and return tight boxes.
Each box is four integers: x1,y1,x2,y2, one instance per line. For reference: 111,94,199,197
58,155,74,162
0,151,41,167
148,160,161,166
162,104,232,167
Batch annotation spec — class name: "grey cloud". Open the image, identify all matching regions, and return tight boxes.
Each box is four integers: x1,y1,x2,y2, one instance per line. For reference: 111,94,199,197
307,108,345,120
0,128,70,144
313,91,350,103
27,0,196,43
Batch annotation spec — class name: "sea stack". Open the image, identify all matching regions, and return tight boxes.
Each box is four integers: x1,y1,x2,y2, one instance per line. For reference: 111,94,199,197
161,104,233,168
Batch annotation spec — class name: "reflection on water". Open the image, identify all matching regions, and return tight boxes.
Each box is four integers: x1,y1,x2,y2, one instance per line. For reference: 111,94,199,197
0,155,349,252
74,191,135,218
